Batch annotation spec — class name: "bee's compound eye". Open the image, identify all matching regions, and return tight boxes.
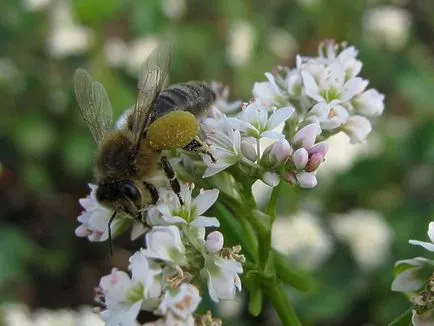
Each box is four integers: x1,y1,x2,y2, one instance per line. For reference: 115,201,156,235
120,181,140,202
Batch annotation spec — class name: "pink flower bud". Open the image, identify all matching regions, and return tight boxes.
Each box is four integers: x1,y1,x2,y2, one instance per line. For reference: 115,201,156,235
308,141,329,157
271,139,292,162
292,148,309,169
282,171,297,184
305,152,324,172
206,231,224,253
296,172,317,188
240,140,258,161
293,123,321,149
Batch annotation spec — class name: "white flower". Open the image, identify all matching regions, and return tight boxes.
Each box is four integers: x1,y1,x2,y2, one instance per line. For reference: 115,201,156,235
142,226,187,266
391,258,430,293
75,184,114,242
252,72,288,106
48,25,92,59
126,37,160,75
206,231,224,253
129,251,163,302
104,38,128,68
201,118,243,177
301,61,368,104
363,5,412,51
342,115,372,144
47,1,92,59
352,89,385,117
226,21,255,67
98,269,143,326
155,184,220,228
272,211,334,270
230,101,294,139
267,28,298,60
331,209,393,270
317,41,362,79
202,258,243,302
158,283,201,320
307,101,350,130
209,82,241,114
409,222,434,252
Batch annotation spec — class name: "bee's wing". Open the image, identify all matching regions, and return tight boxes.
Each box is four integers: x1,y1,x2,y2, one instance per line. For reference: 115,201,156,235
74,69,113,145
131,42,172,145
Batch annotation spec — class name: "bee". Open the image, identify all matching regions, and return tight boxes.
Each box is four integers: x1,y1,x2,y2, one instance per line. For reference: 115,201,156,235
74,43,216,252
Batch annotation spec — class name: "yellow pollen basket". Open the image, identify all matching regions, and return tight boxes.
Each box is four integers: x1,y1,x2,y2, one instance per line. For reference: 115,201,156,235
146,111,199,150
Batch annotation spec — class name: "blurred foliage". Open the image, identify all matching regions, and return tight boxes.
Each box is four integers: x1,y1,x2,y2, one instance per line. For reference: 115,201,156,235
0,0,434,325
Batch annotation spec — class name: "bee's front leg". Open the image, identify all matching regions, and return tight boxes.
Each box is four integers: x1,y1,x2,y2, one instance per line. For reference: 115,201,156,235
160,156,183,205
184,137,216,163
143,182,159,204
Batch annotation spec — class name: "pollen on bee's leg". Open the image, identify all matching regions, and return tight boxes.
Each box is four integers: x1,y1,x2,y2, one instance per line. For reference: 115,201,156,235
146,111,198,151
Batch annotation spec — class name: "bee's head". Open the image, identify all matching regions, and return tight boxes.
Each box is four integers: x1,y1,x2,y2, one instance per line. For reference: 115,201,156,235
96,180,145,216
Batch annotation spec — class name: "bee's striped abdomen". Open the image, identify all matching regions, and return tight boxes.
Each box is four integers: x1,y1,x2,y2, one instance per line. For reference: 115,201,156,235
149,82,216,123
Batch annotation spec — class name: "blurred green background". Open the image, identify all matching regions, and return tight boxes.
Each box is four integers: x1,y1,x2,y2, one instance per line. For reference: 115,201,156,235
0,0,434,325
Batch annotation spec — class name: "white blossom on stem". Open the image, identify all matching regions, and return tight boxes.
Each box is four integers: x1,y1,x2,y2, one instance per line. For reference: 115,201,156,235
158,283,201,320
155,184,220,228
202,257,243,302
96,269,143,326
229,100,294,139
141,226,187,266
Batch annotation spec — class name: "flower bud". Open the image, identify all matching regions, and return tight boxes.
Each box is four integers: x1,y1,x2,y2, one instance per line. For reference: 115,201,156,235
308,141,329,157
343,115,372,144
305,152,324,172
271,139,292,162
262,171,280,187
282,171,297,185
240,140,258,161
206,231,224,253
296,172,317,188
353,89,385,117
293,123,321,149
292,148,308,169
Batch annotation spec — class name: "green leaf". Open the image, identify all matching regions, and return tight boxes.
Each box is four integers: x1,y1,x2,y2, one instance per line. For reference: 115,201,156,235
248,286,263,316
273,250,312,292
73,0,125,26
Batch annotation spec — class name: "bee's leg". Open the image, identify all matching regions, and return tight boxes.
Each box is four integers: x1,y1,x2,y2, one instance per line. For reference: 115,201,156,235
160,156,183,205
184,137,216,163
144,182,159,204
107,210,118,256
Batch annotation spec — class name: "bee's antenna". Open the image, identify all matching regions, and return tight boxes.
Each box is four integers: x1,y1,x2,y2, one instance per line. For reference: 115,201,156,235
108,210,118,256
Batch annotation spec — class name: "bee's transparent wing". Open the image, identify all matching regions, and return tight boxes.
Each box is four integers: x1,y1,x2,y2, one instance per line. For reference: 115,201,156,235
74,69,113,145
131,42,172,145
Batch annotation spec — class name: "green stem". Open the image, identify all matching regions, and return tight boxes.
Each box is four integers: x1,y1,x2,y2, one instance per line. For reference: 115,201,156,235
264,284,302,326
267,182,282,222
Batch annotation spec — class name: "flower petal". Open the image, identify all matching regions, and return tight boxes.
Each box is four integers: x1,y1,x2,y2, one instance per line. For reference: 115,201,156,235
266,106,294,130
193,189,219,215
409,240,434,252
190,217,220,228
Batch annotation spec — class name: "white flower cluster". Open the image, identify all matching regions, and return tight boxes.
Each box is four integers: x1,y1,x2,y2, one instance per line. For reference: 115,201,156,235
76,184,243,326
392,221,434,326
200,40,384,188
